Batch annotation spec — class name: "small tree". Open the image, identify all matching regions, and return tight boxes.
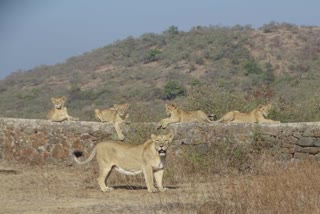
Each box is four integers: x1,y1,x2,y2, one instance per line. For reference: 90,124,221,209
163,80,186,100
164,25,179,38
143,48,161,64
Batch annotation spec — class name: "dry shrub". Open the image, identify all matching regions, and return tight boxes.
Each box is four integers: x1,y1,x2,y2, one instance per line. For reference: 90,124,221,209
127,101,166,122
227,160,320,213
183,85,270,120
166,139,275,184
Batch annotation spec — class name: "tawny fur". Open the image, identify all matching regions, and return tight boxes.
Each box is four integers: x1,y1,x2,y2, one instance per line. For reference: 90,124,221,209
73,132,174,193
158,103,215,128
216,104,280,124
47,96,79,122
94,103,129,140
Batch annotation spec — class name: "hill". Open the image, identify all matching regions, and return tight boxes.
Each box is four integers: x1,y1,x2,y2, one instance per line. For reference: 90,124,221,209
0,23,320,122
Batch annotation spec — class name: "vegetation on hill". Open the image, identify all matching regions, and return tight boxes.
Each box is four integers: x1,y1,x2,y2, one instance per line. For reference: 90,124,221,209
0,22,320,122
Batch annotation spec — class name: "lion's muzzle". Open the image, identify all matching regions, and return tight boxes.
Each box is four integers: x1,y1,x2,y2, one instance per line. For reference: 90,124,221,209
158,149,167,156
55,104,62,109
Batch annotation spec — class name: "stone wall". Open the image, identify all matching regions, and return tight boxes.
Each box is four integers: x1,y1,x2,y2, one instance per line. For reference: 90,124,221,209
1,117,320,164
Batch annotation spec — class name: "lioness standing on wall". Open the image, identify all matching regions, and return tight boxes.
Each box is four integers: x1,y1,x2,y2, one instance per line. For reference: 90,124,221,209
73,132,174,193
158,103,216,129
94,103,129,141
47,96,79,122
216,104,280,123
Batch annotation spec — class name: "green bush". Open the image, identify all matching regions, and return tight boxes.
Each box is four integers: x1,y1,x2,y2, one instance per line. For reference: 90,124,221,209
143,48,161,64
163,80,186,100
183,85,263,118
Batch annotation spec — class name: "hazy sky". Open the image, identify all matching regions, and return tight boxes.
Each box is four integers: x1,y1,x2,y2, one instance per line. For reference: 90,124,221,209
1,0,320,79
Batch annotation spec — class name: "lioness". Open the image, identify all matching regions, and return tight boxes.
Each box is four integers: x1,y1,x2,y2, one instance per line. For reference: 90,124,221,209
73,132,174,193
216,104,280,123
158,103,215,129
47,96,79,122
94,103,129,141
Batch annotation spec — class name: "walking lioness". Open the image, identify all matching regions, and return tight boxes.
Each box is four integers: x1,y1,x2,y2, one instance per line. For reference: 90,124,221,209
73,132,174,193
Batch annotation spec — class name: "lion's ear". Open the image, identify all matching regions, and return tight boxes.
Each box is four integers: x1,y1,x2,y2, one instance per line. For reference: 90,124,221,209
257,104,263,109
151,134,157,141
51,97,55,103
61,96,66,101
167,131,175,142
171,103,177,109
113,104,119,111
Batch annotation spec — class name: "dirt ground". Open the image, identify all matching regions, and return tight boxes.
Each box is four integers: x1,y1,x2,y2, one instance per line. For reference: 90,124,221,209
0,160,231,214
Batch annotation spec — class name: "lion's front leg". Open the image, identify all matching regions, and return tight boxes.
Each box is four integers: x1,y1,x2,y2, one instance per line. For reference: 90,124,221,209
114,122,125,141
124,113,130,124
64,108,79,121
154,169,167,192
159,118,178,129
97,165,113,192
67,115,79,121
143,166,157,193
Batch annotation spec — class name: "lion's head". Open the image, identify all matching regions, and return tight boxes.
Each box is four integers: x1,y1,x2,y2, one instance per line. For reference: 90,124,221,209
257,104,272,117
165,103,178,116
113,103,129,118
51,96,66,109
151,132,174,157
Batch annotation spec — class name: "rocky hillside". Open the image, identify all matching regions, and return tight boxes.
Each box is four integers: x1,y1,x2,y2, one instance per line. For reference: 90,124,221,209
0,23,320,122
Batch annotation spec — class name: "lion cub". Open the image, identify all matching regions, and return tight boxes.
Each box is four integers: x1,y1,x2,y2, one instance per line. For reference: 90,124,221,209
47,96,79,122
216,104,280,124
73,132,175,193
94,103,129,141
158,103,215,128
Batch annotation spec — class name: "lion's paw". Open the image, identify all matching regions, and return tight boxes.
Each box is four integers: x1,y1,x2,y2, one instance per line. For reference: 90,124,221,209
101,187,114,192
159,187,168,192
148,187,158,193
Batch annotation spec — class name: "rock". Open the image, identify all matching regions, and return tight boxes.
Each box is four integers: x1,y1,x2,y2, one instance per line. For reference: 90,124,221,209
312,139,320,147
314,153,320,161
2,118,320,164
15,147,41,163
51,144,69,159
294,152,313,160
30,132,49,149
297,137,314,147
303,128,320,137
281,143,295,149
300,147,320,155
280,148,290,154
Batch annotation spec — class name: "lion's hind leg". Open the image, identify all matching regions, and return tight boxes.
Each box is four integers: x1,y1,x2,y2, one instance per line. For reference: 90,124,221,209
97,164,114,192
67,114,79,121
216,111,236,123
114,122,125,141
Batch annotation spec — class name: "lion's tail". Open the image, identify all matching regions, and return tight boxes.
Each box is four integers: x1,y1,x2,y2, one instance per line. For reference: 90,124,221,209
207,114,222,123
214,117,224,123
73,147,96,165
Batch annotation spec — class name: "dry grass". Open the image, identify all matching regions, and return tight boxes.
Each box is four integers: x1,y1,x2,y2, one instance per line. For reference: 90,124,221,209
79,146,320,213
1,149,320,213
219,160,320,213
